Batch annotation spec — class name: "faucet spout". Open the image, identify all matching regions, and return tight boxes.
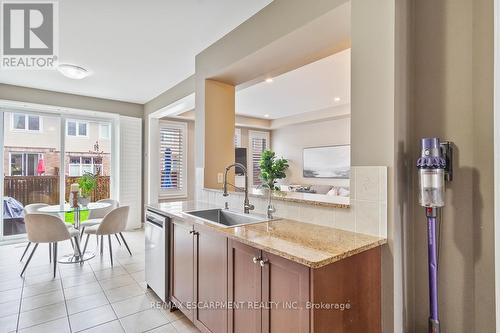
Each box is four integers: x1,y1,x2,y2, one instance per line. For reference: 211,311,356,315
223,163,254,214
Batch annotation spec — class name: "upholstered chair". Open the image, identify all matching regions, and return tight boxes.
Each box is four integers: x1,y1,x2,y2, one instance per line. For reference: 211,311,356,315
21,214,82,278
82,206,131,266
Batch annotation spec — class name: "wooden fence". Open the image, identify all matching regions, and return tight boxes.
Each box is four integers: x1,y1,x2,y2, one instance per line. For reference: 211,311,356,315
65,176,110,202
4,176,110,206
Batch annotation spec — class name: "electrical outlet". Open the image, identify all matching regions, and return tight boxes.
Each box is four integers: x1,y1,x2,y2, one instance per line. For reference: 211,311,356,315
217,173,224,183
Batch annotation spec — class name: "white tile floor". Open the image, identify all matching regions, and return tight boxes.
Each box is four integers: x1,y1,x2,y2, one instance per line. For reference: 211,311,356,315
0,229,200,333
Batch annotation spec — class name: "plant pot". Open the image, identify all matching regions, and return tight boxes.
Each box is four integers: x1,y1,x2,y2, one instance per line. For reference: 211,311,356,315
78,196,90,207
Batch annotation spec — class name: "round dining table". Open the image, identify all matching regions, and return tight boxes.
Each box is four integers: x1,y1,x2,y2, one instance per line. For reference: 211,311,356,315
38,202,111,264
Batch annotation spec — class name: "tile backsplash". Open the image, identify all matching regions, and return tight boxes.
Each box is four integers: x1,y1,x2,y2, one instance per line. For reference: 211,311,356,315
195,166,387,238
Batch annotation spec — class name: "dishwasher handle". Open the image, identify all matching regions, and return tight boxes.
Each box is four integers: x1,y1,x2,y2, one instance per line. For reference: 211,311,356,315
146,213,165,228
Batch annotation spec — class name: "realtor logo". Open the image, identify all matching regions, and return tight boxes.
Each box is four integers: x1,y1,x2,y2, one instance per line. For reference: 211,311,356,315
1,1,58,69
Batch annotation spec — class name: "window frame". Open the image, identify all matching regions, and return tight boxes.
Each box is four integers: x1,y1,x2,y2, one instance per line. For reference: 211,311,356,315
66,120,89,137
158,120,188,199
11,113,43,133
8,152,43,176
99,123,111,140
68,156,103,176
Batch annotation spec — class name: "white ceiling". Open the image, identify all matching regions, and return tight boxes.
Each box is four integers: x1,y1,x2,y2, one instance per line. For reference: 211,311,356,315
236,48,351,120
0,0,272,104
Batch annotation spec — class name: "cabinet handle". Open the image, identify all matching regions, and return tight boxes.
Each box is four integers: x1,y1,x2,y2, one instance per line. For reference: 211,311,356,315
259,259,268,267
252,257,261,264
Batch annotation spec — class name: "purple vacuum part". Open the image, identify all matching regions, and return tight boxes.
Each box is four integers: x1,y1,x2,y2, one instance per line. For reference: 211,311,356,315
427,215,439,321
417,138,446,169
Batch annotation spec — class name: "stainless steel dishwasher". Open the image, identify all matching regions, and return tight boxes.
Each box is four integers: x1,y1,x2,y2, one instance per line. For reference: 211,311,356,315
145,209,169,302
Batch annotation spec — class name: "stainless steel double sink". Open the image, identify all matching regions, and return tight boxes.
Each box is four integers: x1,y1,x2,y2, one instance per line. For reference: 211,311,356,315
184,208,274,228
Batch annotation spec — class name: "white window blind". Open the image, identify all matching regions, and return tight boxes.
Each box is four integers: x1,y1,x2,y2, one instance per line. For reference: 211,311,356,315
159,120,187,198
248,130,270,186
119,116,142,229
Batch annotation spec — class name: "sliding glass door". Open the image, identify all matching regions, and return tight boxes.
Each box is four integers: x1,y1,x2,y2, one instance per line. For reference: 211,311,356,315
0,109,115,241
2,111,61,238
63,117,112,203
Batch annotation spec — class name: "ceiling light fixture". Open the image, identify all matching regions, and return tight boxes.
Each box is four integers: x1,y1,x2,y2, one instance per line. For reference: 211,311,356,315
265,78,273,83
334,97,341,102
264,114,270,118
57,64,90,80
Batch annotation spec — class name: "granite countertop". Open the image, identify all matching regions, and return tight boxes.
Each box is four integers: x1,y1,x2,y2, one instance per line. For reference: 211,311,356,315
203,187,350,208
147,201,386,269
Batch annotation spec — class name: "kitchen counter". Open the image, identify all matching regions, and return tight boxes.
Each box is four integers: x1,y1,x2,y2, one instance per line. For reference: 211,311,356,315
147,201,386,268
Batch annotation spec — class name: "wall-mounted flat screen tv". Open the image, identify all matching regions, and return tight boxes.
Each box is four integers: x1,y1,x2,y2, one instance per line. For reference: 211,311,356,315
303,145,350,179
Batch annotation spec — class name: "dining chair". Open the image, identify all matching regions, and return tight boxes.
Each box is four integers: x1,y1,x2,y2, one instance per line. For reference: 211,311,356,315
21,214,82,278
79,199,126,249
82,206,130,266
20,203,74,262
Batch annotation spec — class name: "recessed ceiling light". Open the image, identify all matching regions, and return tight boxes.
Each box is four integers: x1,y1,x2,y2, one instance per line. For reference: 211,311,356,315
334,97,341,102
57,64,90,79
265,78,273,83
264,114,270,118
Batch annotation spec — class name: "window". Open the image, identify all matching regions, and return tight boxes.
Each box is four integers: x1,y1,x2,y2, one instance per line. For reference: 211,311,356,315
248,130,270,186
159,120,187,198
9,153,42,176
68,156,103,176
67,120,88,137
12,113,41,132
99,123,111,139
234,128,242,148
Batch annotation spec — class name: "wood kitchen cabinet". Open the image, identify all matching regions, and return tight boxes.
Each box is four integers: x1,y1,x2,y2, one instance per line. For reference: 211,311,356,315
228,241,262,333
193,224,228,333
228,239,381,333
261,251,310,333
170,220,229,333
172,225,381,333
170,220,194,320
228,240,310,333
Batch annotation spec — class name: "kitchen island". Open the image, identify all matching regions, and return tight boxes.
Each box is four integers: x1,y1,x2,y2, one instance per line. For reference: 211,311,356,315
147,201,387,333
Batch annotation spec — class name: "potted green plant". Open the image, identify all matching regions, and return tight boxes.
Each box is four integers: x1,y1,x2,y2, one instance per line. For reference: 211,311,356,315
77,172,97,206
259,150,289,218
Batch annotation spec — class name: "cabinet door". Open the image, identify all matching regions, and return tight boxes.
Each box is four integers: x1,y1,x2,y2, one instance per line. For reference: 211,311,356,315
228,240,262,333
194,225,228,333
261,251,310,333
170,221,194,320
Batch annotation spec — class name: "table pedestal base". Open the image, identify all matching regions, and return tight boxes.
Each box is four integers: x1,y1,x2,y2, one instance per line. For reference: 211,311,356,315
58,251,95,264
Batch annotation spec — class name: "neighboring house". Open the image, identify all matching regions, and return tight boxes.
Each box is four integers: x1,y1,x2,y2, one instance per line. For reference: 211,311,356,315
3,112,111,177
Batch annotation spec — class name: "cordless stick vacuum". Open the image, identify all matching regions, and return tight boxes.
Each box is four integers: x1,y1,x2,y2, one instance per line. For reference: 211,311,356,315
416,138,452,333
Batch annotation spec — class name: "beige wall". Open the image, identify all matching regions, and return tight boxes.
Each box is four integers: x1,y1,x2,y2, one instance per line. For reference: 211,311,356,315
0,84,143,118
144,76,195,116
4,112,60,149
64,121,111,154
271,117,350,187
4,113,111,153
204,80,236,189
351,1,398,332
4,112,112,177
413,0,495,332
